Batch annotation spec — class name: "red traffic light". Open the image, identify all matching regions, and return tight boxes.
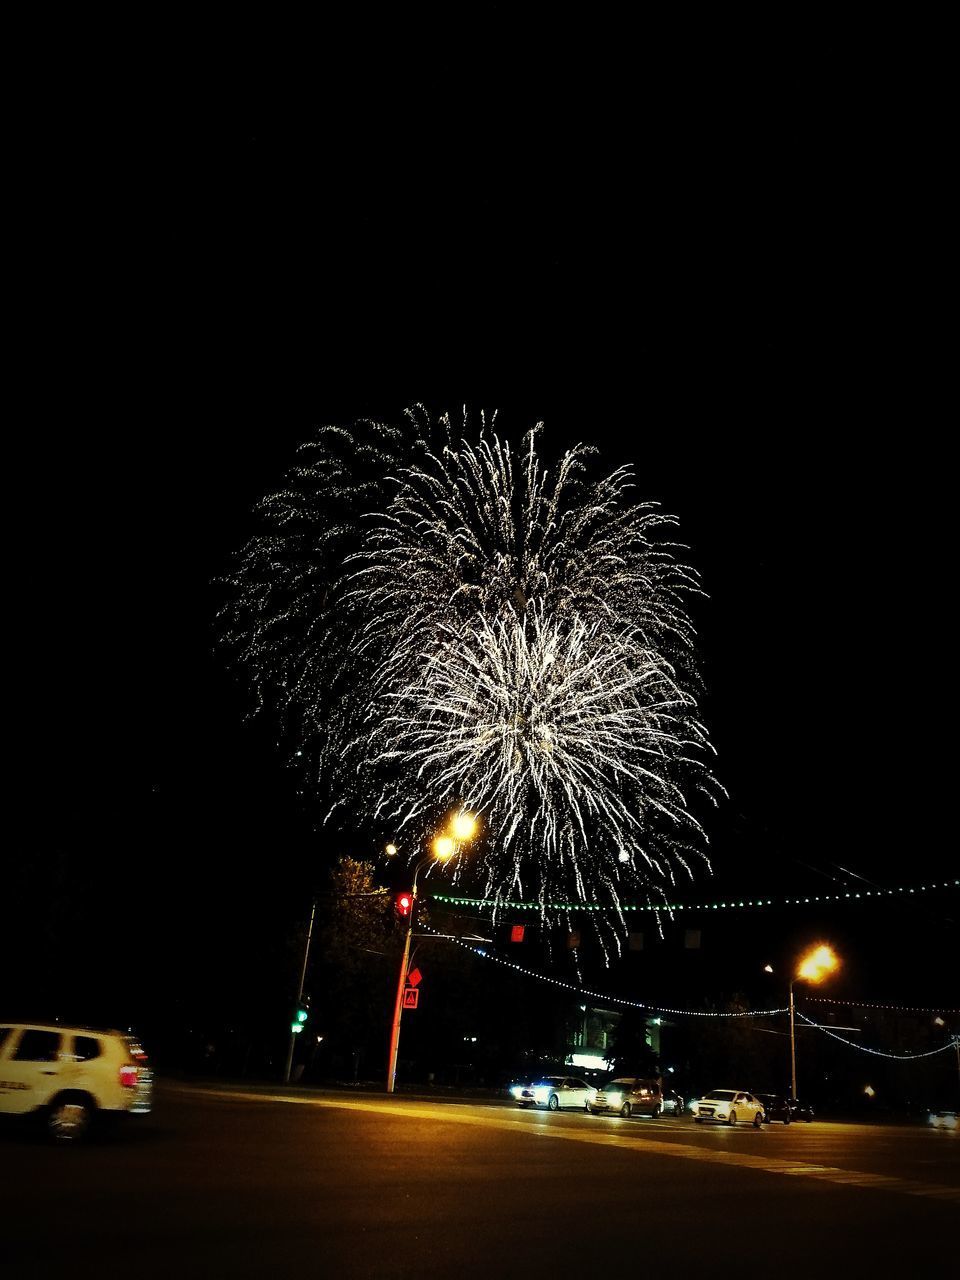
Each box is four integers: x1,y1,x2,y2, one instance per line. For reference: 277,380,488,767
395,892,414,919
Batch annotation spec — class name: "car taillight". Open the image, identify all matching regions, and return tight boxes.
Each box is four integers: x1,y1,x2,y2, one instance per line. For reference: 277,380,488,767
119,1065,138,1088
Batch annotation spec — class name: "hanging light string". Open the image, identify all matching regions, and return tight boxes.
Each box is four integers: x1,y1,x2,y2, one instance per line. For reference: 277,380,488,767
430,878,958,914
796,1012,959,1060
805,996,960,1016
419,927,958,1054
422,925,787,1018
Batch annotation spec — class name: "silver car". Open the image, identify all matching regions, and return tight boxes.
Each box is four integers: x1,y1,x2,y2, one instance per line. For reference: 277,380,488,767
511,1076,597,1111
588,1078,663,1118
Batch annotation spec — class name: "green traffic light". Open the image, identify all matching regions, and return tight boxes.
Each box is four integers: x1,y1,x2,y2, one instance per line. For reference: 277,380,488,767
297,1008,308,1023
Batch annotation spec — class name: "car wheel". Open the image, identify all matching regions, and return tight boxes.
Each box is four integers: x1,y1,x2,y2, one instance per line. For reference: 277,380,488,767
48,1096,93,1144
651,1106,662,1119
728,1110,737,1126
584,1100,591,1112
784,1114,791,1125
620,1101,632,1118
547,1094,559,1112
753,1110,762,1128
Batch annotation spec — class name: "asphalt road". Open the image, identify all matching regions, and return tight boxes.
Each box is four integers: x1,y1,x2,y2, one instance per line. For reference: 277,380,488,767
3,1083,957,1279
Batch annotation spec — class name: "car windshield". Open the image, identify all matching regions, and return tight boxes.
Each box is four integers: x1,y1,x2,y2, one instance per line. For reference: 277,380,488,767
533,1078,561,1087
706,1090,737,1101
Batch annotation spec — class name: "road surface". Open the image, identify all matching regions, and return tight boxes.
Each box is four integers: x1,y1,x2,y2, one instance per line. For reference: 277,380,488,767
4,1082,957,1278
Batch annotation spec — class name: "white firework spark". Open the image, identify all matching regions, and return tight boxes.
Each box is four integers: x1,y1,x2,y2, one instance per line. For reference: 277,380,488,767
221,409,722,948
340,419,722,935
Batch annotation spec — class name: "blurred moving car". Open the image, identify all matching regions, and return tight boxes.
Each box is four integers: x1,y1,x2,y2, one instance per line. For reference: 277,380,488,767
692,1089,764,1127
588,1078,664,1118
0,1021,152,1142
787,1097,815,1122
756,1093,792,1124
928,1110,957,1130
511,1076,596,1111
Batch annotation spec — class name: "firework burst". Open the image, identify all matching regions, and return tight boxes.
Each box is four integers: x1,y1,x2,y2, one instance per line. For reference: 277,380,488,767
220,409,722,947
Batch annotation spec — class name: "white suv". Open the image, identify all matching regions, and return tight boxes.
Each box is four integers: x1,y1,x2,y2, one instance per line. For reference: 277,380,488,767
0,1022,153,1142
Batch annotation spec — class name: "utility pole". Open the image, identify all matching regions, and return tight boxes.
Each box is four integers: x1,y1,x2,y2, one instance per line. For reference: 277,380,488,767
789,980,797,1100
283,899,316,1085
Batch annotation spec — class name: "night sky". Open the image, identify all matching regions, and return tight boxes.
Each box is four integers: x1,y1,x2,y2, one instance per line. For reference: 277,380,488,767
8,25,954,1029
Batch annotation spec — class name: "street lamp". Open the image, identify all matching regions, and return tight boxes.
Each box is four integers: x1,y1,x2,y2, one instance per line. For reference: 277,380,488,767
385,812,478,1093
787,943,839,1101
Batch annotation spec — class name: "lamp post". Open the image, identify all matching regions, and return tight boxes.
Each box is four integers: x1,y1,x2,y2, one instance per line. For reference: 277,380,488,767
386,812,477,1094
788,978,798,1101
787,944,839,1100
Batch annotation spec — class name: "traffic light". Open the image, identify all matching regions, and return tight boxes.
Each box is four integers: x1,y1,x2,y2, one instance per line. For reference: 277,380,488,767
395,891,414,920
291,997,310,1034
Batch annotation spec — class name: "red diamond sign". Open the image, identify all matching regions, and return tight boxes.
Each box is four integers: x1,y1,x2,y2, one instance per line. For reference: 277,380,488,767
407,967,422,987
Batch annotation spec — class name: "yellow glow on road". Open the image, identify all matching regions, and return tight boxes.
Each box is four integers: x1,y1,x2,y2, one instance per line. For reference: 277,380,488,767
171,1085,960,1206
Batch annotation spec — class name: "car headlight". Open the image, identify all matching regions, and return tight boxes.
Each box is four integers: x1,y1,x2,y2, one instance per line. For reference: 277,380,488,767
510,1086,524,1099
605,1092,622,1105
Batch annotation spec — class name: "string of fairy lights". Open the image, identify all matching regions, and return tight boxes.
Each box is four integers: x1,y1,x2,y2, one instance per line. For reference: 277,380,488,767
806,996,960,1016
420,927,958,1061
422,925,788,1018
796,1012,959,1061
431,877,959,914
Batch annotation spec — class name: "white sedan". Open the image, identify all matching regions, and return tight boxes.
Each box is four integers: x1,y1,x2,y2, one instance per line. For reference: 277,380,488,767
511,1076,597,1111
692,1089,764,1127
928,1110,957,1130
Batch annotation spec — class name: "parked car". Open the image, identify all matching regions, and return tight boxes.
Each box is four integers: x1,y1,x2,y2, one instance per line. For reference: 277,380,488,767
0,1021,152,1142
589,1078,663,1118
511,1076,596,1111
756,1093,792,1124
692,1089,764,1127
787,1097,815,1122
661,1088,685,1115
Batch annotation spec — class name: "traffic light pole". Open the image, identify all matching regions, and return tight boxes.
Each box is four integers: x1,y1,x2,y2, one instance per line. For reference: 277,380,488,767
283,898,316,1085
386,903,415,1094
387,856,433,1094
